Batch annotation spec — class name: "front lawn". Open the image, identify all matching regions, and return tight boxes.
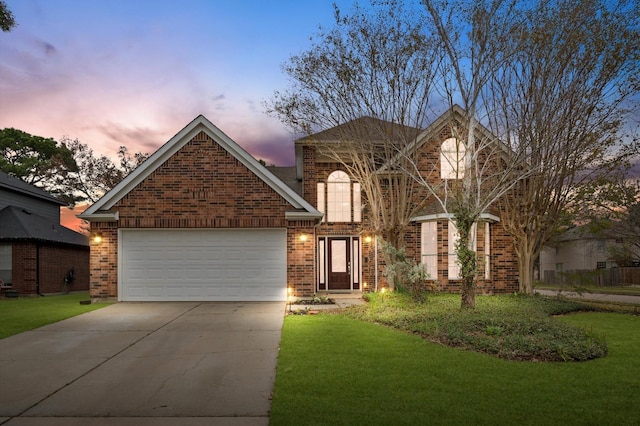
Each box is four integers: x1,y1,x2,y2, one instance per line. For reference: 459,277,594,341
270,309,640,425
0,292,109,339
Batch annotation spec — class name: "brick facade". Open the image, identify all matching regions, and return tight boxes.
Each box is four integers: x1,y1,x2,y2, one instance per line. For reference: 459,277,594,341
299,121,519,295
2,241,89,296
88,130,316,299
86,114,519,300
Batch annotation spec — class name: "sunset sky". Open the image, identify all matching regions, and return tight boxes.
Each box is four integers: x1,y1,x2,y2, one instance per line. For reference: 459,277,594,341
0,0,354,166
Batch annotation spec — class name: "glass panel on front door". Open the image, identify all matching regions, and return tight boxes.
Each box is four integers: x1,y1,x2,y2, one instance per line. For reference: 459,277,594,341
331,240,347,273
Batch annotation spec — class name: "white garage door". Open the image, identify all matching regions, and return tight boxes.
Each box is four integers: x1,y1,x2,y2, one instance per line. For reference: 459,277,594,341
119,229,287,302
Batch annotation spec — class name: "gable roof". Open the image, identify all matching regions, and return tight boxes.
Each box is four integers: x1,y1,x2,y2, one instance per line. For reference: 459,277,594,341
378,105,514,173
80,115,322,221
0,171,65,206
0,205,88,246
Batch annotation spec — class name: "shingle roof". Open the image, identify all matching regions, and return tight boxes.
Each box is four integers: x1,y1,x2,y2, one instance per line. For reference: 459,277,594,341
0,171,65,206
295,116,422,144
266,166,302,197
0,205,88,246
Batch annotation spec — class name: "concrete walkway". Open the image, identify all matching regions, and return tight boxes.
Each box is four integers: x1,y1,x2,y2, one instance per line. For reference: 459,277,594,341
0,302,285,425
535,289,640,305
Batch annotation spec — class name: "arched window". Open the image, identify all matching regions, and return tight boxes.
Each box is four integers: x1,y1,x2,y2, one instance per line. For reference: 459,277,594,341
441,137,466,179
317,171,361,223
327,171,351,222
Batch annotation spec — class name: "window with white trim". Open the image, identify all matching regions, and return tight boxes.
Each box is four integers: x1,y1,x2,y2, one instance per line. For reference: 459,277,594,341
441,137,466,179
448,220,476,280
484,222,491,280
322,170,362,223
317,182,325,220
421,222,438,279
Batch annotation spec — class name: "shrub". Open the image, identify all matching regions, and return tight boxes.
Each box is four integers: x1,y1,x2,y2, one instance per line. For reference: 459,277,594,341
381,242,432,302
346,292,608,362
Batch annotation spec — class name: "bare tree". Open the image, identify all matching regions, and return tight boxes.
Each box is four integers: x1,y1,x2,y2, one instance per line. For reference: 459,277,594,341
267,1,441,289
415,0,530,308
494,0,640,294
62,137,149,204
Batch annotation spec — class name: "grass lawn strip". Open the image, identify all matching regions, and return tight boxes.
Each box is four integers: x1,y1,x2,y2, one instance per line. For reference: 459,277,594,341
270,312,640,425
0,292,110,339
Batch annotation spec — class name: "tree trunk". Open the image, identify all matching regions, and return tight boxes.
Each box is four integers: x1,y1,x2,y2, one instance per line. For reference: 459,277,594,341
380,227,405,291
455,213,477,309
518,249,535,295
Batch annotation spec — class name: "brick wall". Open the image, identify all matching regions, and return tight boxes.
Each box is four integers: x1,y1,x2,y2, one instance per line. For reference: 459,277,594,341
2,242,89,296
89,222,118,299
301,123,520,295
89,130,304,299
116,131,289,228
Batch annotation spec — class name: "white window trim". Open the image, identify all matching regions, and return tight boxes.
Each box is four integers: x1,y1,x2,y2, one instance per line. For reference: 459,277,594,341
317,182,325,222
441,137,466,180
324,171,362,223
421,222,438,279
484,222,490,280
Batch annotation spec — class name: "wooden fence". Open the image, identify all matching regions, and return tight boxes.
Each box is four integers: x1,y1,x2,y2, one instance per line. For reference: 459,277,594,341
543,267,640,287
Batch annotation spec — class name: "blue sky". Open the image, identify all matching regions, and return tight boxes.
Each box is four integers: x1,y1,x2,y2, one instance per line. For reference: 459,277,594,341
0,0,354,165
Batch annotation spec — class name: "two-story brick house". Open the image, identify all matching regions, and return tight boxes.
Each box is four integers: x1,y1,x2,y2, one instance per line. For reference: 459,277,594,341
81,109,518,301
0,171,89,296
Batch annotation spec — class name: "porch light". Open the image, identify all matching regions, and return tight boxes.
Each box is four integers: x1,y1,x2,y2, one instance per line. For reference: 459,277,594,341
363,282,367,289
92,233,103,244
381,287,386,294
364,235,372,243
299,234,308,242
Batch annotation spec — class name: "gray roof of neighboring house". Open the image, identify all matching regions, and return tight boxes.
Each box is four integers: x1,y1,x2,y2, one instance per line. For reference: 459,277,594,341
0,171,65,206
266,166,303,197
0,205,89,247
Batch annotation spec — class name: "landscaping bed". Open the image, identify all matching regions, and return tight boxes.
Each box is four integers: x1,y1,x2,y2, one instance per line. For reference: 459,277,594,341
345,292,608,362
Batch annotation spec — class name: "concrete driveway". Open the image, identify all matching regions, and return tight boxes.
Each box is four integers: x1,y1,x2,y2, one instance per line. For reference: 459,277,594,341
0,302,285,425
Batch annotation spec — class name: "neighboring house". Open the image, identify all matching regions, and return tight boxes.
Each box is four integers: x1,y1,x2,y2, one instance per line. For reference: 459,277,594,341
0,171,89,296
539,225,620,284
81,109,518,302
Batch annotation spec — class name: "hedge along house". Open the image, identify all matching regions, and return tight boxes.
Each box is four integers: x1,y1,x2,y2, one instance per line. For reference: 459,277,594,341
81,108,518,302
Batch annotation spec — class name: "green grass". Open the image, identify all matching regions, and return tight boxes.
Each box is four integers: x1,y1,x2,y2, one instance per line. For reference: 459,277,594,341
0,292,110,339
270,311,640,425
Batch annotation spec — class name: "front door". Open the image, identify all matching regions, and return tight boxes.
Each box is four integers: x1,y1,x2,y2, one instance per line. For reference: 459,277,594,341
328,238,350,290
317,236,360,291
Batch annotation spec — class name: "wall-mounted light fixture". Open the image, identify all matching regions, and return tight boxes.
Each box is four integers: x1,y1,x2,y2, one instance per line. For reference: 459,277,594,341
92,233,103,244
299,234,308,242
364,235,372,243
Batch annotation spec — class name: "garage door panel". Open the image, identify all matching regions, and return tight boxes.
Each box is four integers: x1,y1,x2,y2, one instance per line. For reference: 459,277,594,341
120,229,286,302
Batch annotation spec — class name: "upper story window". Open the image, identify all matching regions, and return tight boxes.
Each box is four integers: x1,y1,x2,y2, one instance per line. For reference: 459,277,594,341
317,170,362,223
441,137,466,179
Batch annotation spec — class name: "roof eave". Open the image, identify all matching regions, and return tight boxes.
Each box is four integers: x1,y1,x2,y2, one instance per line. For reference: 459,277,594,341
78,211,119,222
